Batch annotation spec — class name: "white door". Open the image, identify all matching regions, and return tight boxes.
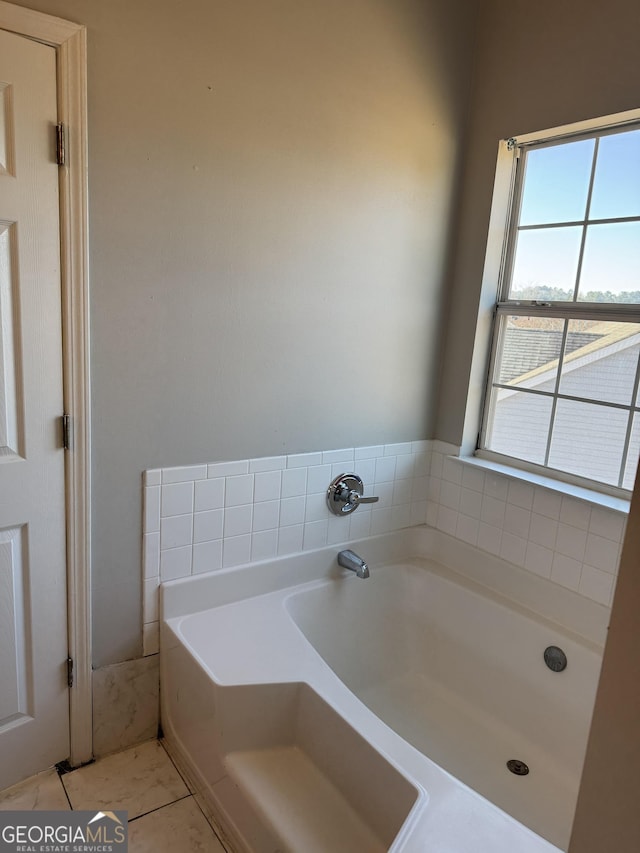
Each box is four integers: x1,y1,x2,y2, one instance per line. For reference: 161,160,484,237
0,27,69,789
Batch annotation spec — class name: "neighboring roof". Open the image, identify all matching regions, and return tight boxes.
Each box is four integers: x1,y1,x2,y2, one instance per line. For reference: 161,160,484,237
500,329,599,383
503,322,640,390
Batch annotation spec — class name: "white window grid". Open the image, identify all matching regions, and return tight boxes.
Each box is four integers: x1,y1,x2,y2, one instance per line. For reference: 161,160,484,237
479,122,640,494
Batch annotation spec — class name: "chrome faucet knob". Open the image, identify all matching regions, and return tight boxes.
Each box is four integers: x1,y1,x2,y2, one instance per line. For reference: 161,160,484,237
327,474,379,515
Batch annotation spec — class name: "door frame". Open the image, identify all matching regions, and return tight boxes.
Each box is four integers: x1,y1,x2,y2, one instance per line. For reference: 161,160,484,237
0,2,91,767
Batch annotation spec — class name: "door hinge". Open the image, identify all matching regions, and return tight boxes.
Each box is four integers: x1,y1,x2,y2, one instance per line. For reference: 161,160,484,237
56,123,66,166
66,656,74,689
62,414,72,450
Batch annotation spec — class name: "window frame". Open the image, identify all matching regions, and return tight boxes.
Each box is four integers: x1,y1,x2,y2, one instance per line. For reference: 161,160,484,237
475,112,640,498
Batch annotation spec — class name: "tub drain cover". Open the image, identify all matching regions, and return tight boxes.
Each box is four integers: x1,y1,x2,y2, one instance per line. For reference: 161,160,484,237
544,645,568,672
507,759,529,776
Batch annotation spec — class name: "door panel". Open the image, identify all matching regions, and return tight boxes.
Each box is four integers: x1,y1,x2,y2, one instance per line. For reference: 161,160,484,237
0,27,69,790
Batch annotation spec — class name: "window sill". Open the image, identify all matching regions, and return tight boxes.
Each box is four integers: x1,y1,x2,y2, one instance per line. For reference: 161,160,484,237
459,454,631,515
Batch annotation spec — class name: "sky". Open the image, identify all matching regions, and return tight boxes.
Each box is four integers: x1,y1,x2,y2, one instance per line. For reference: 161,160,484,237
511,128,640,300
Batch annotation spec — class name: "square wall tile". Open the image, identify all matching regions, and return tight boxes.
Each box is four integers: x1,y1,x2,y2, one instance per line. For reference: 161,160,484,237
532,486,562,519
555,523,587,562
280,495,306,527
503,504,531,539
224,504,253,537
440,481,460,511
354,459,376,492
529,512,558,548
281,467,307,498
195,478,225,512
524,541,553,579
253,500,280,532
551,553,582,591
192,539,223,574
307,464,332,494
580,564,615,605
459,488,482,519
303,520,328,550
456,514,479,546
413,452,431,478
442,457,463,485
477,522,502,557
225,474,254,506
436,505,458,536
507,479,534,510
375,456,396,483
371,507,393,535
160,546,192,581
193,509,224,543
254,470,281,502
480,496,505,529
584,533,620,573
394,455,415,480
305,493,328,522
560,496,591,531
277,524,304,555
461,464,485,493
410,501,428,526
430,452,444,479
222,534,251,568
327,516,349,545
349,509,371,539
161,482,194,517
500,531,527,567
160,514,193,550
589,507,626,542
412,477,428,501
251,529,279,561
484,472,508,501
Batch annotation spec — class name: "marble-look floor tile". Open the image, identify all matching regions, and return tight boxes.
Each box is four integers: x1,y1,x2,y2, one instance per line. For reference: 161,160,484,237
92,655,159,757
128,797,226,852
62,740,188,819
0,768,70,811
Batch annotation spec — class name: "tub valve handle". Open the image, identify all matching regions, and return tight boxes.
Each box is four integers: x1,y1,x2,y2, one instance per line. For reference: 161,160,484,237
327,473,379,515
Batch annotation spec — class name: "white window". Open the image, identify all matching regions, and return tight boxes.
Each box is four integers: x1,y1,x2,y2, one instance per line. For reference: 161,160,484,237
479,118,640,494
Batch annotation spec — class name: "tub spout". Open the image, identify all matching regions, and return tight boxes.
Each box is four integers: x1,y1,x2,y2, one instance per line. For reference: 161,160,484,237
337,549,370,579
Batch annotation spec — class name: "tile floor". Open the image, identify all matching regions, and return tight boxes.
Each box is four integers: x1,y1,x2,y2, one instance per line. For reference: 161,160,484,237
0,739,228,852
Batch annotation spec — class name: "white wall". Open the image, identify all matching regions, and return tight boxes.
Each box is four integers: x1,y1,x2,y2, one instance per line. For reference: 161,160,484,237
10,0,478,665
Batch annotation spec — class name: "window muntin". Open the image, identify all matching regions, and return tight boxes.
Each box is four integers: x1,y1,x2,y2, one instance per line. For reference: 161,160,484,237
481,124,640,493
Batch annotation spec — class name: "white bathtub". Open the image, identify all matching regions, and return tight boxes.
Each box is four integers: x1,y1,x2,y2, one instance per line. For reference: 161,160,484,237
160,528,606,853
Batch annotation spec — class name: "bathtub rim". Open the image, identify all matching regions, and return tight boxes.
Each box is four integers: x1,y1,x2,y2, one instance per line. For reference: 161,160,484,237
161,526,609,650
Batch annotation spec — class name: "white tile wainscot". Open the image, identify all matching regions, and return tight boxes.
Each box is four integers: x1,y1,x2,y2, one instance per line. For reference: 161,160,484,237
142,439,628,652
142,442,431,651
427,442,627,610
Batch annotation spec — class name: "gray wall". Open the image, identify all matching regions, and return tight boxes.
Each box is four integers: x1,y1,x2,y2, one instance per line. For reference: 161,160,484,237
435,0,640,445
11,0,477,665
